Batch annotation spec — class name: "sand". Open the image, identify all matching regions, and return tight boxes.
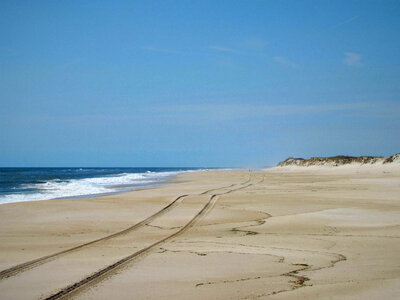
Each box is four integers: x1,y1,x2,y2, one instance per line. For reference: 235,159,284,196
0,166,399,299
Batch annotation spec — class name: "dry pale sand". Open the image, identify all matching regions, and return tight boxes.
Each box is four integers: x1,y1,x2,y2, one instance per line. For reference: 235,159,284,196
0,166,399,299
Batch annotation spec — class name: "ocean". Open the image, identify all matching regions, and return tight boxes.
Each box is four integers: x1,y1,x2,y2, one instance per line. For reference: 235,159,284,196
0,167,203,204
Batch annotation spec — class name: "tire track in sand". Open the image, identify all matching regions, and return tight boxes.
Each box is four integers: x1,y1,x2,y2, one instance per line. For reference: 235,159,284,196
0,175,251,281
43,174,259,300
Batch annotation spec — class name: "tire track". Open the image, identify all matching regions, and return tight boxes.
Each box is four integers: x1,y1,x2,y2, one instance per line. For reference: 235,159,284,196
200,174,252,195
43,174,259,300
0,177,250,281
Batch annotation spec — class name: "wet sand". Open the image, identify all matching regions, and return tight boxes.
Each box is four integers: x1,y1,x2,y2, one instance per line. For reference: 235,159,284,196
0,166,399,299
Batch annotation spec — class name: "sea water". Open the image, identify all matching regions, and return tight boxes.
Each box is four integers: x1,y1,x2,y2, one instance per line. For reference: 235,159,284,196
0,167,202,204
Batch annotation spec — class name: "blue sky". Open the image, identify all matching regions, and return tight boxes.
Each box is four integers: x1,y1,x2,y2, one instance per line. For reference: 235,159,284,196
1,0,399,167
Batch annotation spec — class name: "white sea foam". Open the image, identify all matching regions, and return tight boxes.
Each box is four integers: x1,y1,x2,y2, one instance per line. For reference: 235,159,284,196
0,171,185,204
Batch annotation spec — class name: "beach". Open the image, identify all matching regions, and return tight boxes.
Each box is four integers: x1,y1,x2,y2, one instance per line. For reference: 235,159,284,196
0,166,399,299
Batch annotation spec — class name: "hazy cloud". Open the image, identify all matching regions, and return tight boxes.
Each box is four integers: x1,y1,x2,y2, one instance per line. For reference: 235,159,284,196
208,45,236,53
343,52,363,67
146,101,399,124
141,46,183,54
331,15,359,29
274,56,298,67
15,101,400,127
242,37,267,50
0,46,17,55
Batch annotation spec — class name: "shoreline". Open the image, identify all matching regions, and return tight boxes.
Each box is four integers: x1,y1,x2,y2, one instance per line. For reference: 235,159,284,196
0,168,211,206
0,170,204,209
0,168,241,206
0,167,399,299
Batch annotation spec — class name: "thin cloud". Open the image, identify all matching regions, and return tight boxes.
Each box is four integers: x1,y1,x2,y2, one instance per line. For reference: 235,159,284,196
148,101,394,124
242,37,267,50
343,52,363,67
17,101,399,126
0,46,17,55
274,56,298,68
331,15,359,29
141,46,184,55
208,45,236,53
